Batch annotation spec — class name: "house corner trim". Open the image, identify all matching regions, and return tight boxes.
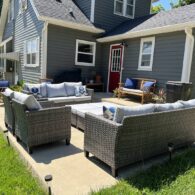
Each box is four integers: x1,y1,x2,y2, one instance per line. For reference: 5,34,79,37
42,22,48,79
181,27,194,83
90,0,95,23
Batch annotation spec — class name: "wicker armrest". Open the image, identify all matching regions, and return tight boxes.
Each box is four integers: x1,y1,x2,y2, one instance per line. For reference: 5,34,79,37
84,113,122,152
86,88,94,100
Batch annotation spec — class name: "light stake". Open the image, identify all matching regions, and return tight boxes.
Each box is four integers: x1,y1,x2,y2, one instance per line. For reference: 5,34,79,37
168,143,174,161
3,130,10,146
45,175,53,195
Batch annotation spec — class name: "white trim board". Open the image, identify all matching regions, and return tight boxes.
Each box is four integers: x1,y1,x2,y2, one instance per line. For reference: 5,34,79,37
97,21,195,43
90,0,95,23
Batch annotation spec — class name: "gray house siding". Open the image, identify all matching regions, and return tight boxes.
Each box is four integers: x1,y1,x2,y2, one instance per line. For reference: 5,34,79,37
74,0,91,20
94,0,151,32
101,31,186,90
14,0,44,83
135,0,151,18
3,21,14,41
190,28,195,98
47,24,102,81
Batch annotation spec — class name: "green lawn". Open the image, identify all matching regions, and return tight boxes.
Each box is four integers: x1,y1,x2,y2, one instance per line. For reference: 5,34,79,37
92,149,195,195
0,132,46,195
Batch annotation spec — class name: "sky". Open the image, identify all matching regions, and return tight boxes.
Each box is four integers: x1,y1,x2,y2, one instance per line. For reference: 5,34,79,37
153,0,179,10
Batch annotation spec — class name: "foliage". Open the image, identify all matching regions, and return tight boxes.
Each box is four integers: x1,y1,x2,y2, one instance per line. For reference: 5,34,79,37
92,148,195,195
10,80,25,92
0,0,2,16
170,0,195,8
0,133,46,194
151,4,165,13
153,88,166,103
113,88,120,98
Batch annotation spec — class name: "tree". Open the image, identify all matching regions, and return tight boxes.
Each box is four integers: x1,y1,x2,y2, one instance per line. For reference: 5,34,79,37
170,0,195,8
0,0,2,16
151,4,165,13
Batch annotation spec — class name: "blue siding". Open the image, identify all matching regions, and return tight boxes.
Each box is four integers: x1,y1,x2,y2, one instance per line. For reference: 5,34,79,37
47,24,102,81
3,21,14,41
74,0,91,19
101,31,186,89
14,0,44,83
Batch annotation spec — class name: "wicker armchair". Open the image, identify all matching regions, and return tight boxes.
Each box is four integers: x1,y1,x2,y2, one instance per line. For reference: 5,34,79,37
84,108,195,177
1,93,15,134
12,99,71,154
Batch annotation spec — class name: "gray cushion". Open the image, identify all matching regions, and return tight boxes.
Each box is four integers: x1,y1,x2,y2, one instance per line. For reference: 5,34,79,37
114,104,155,123
14,92,42,110
46,83,67,98
179,99,195,108
48,96,91,103
3,88,14,99
155,102,184,112
64,82,82,96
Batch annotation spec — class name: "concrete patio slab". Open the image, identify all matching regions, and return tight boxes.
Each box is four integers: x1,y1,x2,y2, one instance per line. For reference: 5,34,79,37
0,102,171,195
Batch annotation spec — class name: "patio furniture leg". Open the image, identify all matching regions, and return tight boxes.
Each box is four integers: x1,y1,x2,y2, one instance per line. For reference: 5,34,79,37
16,136,20,142
141,95,144,104
65,139,70,145
27,146,33,154
84,150,89,158
111,167,118,178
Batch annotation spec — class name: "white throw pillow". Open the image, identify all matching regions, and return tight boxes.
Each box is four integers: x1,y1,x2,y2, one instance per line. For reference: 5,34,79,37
3,88,14,99
46,83,67,98
114,104,155,124
14,92,42,110
75,85,88,97
64,82,82,96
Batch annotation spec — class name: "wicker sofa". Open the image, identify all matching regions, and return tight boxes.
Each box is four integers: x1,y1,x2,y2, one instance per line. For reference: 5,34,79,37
12,99,71,154
23,82,94,106
84,102,195,177
2,93,15,134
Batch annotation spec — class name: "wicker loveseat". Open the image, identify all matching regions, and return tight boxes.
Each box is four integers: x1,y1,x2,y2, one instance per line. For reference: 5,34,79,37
12,99,71,154
84,103,195,177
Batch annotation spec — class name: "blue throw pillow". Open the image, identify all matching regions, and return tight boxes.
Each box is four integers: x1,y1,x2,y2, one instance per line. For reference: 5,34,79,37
124,78,137,89
142,81,155,92
103,106,116,120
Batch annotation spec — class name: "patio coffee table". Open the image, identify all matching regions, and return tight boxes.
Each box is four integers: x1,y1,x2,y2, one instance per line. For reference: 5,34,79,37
70,102,119,131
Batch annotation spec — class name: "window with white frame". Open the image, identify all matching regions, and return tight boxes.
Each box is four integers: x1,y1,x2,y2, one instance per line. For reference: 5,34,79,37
114,0,135,18
24,37,40,67
138,37,155,71
19,0,28,14
8,0,14,22
75,40,96,66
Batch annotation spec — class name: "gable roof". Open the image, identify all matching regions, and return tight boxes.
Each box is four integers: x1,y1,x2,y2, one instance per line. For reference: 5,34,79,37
98,3,195,42
32,0,104,33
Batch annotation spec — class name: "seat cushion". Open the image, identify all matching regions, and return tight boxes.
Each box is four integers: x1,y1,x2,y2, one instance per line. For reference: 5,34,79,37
14,92,42,110
48,96,91,103
46,83,67,98
122,88,143,94
114,104,155,123
64,82,82,96
179,99,195,108
3,88,14,99
155,102,184,112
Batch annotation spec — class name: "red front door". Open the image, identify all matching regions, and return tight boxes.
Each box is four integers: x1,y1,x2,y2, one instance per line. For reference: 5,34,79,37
108,45,124,92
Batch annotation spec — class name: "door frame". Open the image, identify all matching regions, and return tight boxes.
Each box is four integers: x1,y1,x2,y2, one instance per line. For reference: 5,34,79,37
107,43,124,92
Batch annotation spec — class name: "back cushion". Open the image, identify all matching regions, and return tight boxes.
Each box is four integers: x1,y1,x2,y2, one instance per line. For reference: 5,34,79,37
64,82,82,96
3,88,14,99
155,102,184,112
14,92,42,110
124,78,137,89
114,104,155,123
47,83,67,98
179,99,195,108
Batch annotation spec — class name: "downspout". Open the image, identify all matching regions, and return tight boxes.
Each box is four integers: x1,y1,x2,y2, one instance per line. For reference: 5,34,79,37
181,27,194,83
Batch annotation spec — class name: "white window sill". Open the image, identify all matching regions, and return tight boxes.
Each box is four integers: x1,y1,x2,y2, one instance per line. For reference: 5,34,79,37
114,12,134,19
75,62,95,67
138,67,152,71
24,64,39,68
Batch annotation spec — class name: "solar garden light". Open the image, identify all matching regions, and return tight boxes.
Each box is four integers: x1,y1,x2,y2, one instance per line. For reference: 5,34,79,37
168,143,174,161
45,175,53,195
3,130,10,146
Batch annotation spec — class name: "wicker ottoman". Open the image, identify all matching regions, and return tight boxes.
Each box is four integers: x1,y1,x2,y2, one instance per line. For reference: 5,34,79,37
70,102,119,131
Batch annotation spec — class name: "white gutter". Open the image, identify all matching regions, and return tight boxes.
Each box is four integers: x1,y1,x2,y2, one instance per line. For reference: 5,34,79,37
181,27,194,83
0,0,10,43
90,0,95,23
97,21,195,43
